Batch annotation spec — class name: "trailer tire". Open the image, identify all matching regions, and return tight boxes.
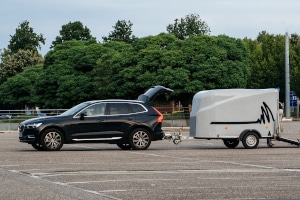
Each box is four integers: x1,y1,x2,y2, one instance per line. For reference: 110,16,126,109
223,139,239,148
242,132,259,149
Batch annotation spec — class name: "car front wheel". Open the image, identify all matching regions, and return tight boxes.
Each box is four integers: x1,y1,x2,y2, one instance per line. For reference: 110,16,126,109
129,128,151,150
117,143,132,150
31,143,44,151
40,129,64,151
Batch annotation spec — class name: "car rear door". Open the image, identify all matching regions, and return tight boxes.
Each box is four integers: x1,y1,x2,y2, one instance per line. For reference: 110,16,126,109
103,102,135,138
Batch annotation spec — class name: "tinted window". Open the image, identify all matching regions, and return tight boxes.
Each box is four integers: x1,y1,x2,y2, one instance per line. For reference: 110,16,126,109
108,103,129,115
130,103,146,113
82,103,106,116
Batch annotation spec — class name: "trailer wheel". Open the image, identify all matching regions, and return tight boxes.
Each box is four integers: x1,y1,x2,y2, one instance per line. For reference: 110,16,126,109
223,139,239,148
242,132,259,149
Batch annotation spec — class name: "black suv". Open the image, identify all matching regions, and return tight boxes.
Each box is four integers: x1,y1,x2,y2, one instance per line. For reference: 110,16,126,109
19,86,173,151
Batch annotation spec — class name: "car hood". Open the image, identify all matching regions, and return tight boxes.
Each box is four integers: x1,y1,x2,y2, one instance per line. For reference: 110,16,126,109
137,85,173,103
20,115,68,125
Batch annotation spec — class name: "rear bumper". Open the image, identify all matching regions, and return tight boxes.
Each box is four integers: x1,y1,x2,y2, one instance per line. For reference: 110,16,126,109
153,130,165,141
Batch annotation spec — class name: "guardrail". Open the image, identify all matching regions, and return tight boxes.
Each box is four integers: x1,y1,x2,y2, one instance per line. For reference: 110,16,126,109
0,107,191,131
0,109,67,131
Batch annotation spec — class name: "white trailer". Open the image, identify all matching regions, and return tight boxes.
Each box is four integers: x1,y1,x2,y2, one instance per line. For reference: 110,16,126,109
166,88,299,149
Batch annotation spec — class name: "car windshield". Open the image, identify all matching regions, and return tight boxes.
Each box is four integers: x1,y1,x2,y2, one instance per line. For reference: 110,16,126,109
60,102,91,116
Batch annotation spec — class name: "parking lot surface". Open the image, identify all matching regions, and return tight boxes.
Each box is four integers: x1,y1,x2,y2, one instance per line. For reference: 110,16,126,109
1,121,300,200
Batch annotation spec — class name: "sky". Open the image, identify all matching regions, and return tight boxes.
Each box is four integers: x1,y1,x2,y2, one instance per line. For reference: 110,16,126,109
1,0,300,56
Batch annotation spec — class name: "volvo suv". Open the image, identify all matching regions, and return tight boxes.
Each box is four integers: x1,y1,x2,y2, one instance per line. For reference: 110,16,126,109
19,86,173,151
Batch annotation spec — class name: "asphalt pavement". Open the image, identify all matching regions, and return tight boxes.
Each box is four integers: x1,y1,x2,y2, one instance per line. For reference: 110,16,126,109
1,121,300,199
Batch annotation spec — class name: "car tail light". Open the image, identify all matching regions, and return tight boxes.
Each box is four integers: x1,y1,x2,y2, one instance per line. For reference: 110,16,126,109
152,107,163,123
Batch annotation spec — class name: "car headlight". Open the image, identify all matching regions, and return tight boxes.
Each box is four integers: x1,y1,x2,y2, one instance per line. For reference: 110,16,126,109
25,123,43,129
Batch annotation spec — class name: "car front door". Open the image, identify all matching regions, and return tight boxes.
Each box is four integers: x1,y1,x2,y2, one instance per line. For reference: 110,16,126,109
70,103,107,140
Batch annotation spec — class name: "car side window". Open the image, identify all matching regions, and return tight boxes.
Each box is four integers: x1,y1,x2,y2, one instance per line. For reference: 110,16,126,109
83,103,106,116
108,103,129,115
129,103,146,113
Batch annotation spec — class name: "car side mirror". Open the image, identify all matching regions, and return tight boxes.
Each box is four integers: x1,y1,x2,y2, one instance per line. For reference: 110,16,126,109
80,112,86,120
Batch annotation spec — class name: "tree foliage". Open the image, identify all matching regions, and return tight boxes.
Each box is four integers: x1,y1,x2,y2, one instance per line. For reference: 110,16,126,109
37,40,103,108
102,20,136,43
51,21,96,48
95,33,249,106
8,20,45,54
2,17,300,110
0,49,43,84
167,14,211,40
0,64,43,107
243,31,286,100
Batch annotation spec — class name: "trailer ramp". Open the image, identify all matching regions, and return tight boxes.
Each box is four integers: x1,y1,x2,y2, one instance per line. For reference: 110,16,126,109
276,136,300,146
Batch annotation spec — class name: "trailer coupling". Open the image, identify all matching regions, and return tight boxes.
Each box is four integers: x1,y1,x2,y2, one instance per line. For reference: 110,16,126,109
275,136,300,147
164,129,184,145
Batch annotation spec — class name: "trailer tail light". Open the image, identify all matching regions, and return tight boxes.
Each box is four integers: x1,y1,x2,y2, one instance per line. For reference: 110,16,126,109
152,107,163,123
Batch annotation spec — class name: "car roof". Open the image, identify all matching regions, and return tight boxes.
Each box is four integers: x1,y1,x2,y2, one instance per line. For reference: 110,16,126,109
86,99,144,104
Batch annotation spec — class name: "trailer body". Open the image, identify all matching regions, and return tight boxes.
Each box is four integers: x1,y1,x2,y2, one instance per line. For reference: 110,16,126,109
189,89,279,148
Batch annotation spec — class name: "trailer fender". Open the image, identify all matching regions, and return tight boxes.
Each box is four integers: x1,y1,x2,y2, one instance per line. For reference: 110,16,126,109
239,129,261,141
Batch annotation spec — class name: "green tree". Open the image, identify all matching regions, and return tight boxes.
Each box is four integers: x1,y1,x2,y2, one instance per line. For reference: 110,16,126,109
0,49,43,83
8,20,45,54
167,14,210,40
51,21,96,48
94,33,249,107
0,64,43,107
289,33,300,97
102,20,136,43
37,40,103,108
243,31,285,99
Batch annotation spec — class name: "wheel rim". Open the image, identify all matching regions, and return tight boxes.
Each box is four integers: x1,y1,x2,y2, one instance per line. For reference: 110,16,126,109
246,135,257,147
132,130,150,148
44,131,62,150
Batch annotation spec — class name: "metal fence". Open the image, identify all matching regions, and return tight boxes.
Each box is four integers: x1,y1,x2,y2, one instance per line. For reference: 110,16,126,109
0,107,191,131
0,109,67,131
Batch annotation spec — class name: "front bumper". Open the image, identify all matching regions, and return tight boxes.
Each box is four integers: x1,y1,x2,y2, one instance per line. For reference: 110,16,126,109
18,124,37,143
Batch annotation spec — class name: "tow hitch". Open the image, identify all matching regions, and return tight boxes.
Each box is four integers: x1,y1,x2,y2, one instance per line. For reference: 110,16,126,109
164,129,183,145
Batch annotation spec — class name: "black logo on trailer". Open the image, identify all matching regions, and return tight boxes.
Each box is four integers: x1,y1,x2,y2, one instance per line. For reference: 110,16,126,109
211,102,275,125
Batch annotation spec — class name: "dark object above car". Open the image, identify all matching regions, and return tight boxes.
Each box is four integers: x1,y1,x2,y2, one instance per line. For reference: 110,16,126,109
19,86,173,151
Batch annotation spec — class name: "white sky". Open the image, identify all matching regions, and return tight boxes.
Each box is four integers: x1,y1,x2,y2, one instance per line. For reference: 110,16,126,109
1,0,299,55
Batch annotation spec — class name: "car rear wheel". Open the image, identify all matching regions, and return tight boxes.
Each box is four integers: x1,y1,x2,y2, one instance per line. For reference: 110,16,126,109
40,129,64,151
129,128,151,150
117,143,132,150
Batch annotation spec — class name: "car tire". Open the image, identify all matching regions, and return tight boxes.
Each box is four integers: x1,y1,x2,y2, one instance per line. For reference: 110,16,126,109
242,132,259,149
117,143,132,150
40,128,64,151
31,143,44,151
129,128,151,150
223,139,239,148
